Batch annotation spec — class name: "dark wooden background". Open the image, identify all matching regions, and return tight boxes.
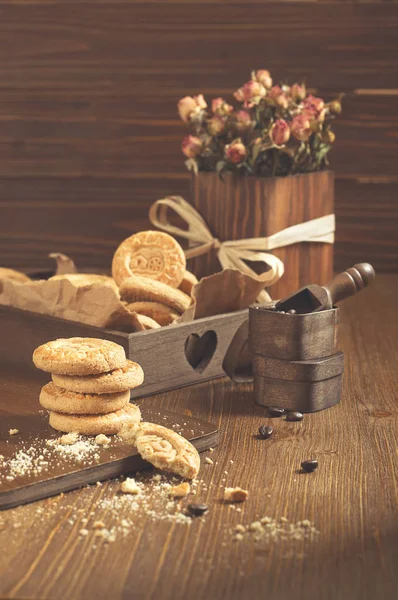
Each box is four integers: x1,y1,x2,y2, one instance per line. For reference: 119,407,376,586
0,1,397,273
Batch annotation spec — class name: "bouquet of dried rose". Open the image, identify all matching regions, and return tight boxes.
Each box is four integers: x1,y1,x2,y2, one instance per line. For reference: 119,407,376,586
178,70,342,178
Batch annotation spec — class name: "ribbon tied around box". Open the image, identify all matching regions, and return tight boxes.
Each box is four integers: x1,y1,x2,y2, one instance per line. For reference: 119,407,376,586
149,196,335,302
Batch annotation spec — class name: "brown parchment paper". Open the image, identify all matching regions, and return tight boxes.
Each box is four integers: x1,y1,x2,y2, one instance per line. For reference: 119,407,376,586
0,278,144,332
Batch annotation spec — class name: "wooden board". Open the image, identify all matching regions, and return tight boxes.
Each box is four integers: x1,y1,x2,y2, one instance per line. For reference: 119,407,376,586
0,369,218,510
0,305,248,398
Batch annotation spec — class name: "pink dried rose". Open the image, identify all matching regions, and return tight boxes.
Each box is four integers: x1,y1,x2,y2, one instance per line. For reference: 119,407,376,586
234,110,252,133
241,80,266,107
303,94,325,121
269,86,289,110
291,114,312,141
290,83,306,102
212,97,233,116
177,95,207,122
208,115,226,136
225,139,247,164
254,69,273,89
181,135,203,158
270,119,290,146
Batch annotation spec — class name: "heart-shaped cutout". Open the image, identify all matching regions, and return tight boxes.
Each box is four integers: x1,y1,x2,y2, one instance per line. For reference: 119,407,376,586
184,330,218,373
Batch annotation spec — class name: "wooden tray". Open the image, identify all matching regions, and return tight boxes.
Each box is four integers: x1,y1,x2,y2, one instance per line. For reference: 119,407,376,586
0,305,248,399
0,370,218,510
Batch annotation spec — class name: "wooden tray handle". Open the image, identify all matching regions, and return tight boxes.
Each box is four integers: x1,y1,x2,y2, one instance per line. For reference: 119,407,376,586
222,319,253,383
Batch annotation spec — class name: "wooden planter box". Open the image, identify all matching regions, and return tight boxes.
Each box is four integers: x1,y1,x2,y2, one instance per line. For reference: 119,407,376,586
190,170,334,300
0,305,247,401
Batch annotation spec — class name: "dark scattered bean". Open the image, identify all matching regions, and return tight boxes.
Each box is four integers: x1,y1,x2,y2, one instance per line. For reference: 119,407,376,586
267,406,285,418
187,503,208,516
287,309,297,314
278,310,285,314
301,459,318,473
285,411,303,422
258,425,273,439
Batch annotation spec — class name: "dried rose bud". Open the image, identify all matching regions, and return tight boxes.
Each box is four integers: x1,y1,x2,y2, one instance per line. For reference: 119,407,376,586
269,86,289,109
254,69,273,89
303,94,325,121
234,110,252,133
212,97,233,116
181,135,203,158
242,80,266,106
291,114,312,141
328,100,342,115
208,115,226,136
290,83,306,102
322,129,336,144
233,87,245,102
225,139,247,164
177,95,207,122
270,119,290,146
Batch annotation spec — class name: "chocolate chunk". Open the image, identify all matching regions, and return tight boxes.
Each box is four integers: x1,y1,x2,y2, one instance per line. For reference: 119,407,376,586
301,459,318,472
258,425,273,439
187,503,208,516
267,406,285,418
285,411,303,422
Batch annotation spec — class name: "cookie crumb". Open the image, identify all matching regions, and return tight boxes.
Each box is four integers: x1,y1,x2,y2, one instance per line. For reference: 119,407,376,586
95,434,111,446
169,482,191,498
59,432,79,445
224,487,248,503
93,521,106,529
9,429,19,436
209,447,214,453
120,478,141,495
79,528,89,536
205,457,214,465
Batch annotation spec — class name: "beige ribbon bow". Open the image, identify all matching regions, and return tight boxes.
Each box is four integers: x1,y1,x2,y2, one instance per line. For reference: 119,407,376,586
149,196,335,302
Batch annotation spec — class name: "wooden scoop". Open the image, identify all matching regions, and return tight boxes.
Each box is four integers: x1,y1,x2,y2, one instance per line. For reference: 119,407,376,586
275,263,375,314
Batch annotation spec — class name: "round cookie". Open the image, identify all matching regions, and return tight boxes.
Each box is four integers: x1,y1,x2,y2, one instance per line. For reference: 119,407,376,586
40,382,130,414
0,267,31,283
126,302,179,326
178,270,198,296
112,230,186,288
135,314,161,330
120,274,192,314
52,360,144,394
49,273,118,292
33,337,126,376
49,404,141,435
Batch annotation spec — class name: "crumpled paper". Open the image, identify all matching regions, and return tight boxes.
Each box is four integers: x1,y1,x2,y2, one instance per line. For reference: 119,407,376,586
0,254,266,331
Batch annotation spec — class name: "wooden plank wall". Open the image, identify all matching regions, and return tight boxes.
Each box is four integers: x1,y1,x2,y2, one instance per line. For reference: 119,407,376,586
0,1,397,273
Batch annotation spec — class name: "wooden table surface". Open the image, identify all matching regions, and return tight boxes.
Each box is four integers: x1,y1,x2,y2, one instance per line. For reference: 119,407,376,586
0,275,397,600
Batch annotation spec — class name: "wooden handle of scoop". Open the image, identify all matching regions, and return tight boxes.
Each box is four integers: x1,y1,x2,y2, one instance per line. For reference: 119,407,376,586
325,263,375,306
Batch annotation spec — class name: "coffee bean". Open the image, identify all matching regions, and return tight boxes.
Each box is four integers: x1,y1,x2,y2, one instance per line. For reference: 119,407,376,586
301,459,318,473
285,411,303,422
287,309,297,314
258,425,273,439
187,503,208,516
267,406,285,418
278,310,286,314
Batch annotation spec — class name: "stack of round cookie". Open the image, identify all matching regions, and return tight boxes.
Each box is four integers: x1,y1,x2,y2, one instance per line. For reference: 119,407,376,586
112,231,197,328
33,338,144,435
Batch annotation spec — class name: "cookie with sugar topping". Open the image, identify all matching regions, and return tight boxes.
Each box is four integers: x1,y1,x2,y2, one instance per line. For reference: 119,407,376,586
33,337,126,376
49,404,141,435
52,359,144,394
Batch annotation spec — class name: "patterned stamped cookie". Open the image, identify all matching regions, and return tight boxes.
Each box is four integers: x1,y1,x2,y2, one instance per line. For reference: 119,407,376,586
40,382,131,415
33,337,126,376
112,230,186,288
120,421,200,479
52,360,144,394
120,274,192,314
49,404,141,435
